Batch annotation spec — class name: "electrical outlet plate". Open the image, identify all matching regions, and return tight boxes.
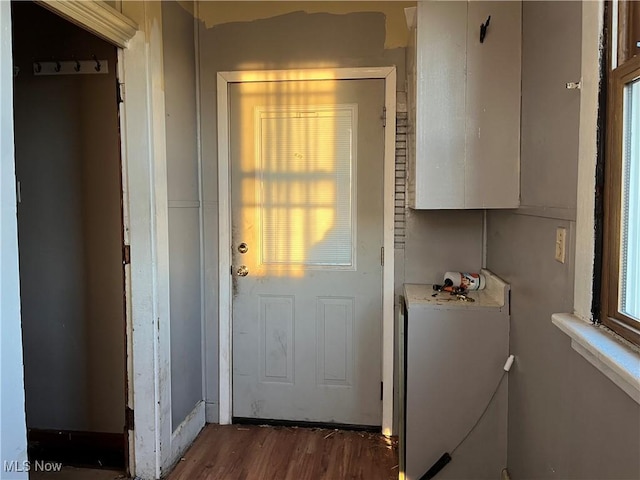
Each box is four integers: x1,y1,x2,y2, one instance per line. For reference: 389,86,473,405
555,227,566,263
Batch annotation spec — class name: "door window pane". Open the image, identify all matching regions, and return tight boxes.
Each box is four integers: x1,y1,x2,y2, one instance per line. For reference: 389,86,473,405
258,106,356,268
620,78,640,320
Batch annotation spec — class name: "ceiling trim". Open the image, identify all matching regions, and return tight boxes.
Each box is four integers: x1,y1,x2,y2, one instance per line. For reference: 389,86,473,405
35,0,137,48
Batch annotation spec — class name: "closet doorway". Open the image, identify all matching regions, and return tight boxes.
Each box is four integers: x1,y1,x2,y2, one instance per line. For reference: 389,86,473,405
12,1,128,472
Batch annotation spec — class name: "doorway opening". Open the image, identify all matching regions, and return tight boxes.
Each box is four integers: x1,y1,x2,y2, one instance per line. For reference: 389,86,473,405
12,1,128,474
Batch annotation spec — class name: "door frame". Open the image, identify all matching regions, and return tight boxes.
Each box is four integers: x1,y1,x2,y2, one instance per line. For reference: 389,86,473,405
217,67,397,435
1,2,178,479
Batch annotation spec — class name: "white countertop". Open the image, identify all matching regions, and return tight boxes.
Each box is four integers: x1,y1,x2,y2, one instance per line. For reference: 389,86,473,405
404,269,510,310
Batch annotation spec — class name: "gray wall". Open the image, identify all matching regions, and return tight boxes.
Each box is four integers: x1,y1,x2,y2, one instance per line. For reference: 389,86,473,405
12,2,124,433
197,7,483,419
394,207,484,329
400,209,483,290
162,0,204,430
487,2,640,478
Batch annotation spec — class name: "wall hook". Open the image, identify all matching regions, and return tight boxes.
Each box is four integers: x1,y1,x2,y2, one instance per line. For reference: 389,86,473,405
34,62,41,73
74,59,81,72
480,15,491,43
93,55,101,72
54,61,61,73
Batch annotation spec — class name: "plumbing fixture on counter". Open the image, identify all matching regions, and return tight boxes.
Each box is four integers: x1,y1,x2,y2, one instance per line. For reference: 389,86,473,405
443,271,486,291
432,272,486,299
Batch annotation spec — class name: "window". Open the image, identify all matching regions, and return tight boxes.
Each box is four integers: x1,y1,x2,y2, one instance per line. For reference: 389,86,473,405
603,0,640,346
257,105,356,268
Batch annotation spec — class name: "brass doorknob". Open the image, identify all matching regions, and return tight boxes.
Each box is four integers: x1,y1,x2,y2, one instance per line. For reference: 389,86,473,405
238,243,248,254
236,265,249,277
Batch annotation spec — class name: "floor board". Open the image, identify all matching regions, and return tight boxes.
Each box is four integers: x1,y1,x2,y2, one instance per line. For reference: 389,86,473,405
30,425,398,480
167,424,399,480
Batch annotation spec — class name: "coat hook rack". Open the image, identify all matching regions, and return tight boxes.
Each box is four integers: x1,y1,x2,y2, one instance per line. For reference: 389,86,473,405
32,58,108,76
480,15,491,43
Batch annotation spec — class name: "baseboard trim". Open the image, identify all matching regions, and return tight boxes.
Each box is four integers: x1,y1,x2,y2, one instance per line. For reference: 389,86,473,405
233,417,381,433
27,429,125,469
205,401,219,423
168,400,205,468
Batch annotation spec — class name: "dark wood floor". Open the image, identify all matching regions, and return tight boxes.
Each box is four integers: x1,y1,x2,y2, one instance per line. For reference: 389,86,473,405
167,424,399,480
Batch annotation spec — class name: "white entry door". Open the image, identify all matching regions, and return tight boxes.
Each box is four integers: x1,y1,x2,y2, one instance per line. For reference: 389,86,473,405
230,78,385,426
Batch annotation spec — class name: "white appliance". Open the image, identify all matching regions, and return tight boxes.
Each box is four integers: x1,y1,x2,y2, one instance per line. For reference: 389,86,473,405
399,269,510,480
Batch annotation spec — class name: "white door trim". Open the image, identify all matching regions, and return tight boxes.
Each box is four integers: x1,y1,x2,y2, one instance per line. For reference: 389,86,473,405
217,67,397,435
118,3,172,478
35,0,137,48
2,2,173,479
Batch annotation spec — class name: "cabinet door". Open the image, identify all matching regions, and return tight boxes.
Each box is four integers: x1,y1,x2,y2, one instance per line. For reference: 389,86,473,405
465,1,522,208
412,0,467,209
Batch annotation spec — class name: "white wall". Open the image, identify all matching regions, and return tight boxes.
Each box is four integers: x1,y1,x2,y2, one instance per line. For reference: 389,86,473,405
0,0,28,478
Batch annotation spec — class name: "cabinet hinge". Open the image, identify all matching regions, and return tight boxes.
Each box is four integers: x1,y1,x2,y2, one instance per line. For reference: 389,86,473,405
123,245,131,265
381,246,385,266
382,106,387,128
117,80,125,104
125,407,134,430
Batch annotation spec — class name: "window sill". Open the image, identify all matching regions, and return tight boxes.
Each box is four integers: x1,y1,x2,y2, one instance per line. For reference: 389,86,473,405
552,313,640,405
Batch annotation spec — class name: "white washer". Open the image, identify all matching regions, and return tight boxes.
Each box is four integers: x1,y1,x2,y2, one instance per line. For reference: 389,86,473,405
400,269,510,480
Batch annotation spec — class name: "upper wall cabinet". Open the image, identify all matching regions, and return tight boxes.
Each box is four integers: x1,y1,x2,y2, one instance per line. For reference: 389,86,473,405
407,1,522,209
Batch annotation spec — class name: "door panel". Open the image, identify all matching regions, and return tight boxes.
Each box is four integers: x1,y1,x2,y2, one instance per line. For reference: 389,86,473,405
230,79,385,426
